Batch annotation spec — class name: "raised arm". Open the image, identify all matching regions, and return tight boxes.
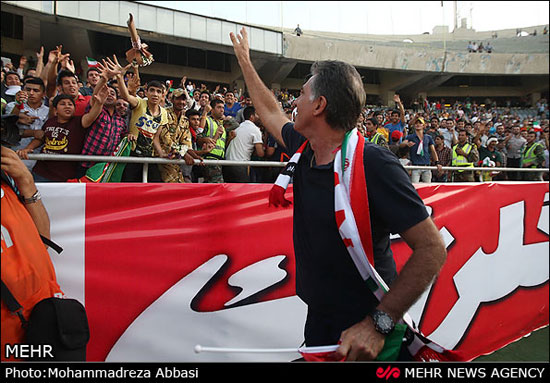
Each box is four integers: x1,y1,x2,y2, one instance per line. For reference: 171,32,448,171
394,94,406,124
35,46,45,79
180,76,194,108
103,55,136,108
82,84,108,128
89,61,111,108
126,66,141,97
45,46,63,99
230,28,289,146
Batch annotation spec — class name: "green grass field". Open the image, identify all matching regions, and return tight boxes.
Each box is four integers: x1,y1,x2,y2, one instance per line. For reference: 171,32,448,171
474,326,549,362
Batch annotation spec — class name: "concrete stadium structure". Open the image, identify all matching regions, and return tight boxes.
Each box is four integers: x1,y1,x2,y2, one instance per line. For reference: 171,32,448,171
2,0,548,107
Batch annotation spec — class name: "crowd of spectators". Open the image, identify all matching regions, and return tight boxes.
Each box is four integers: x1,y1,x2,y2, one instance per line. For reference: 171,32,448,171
1,45,548,184
358,97,549,182
467,41,493,53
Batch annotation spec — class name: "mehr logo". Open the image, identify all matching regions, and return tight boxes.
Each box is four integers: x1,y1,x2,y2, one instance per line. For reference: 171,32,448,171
376,365,401,380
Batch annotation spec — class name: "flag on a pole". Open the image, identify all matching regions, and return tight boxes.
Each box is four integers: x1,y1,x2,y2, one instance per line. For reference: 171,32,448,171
86,57,99,68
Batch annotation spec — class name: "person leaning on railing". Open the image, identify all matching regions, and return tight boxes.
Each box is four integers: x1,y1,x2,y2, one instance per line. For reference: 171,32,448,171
17,91,108,182
104,55,168,183
521,130,545,181
451,130,479,182
504,126,526,181
432,134,452,182
197,99,227,183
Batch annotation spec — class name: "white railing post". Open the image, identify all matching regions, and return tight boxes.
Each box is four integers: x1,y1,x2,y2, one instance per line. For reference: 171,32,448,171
142,163,149,183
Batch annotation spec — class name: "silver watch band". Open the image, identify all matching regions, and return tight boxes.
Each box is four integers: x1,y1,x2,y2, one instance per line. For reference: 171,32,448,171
23,189,41,204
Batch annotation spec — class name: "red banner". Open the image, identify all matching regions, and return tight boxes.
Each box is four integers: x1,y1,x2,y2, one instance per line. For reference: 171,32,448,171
39,182,548,362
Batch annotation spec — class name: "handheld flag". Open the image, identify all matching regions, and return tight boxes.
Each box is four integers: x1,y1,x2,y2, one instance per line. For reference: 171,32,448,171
125,13,154,67
86,57,99,68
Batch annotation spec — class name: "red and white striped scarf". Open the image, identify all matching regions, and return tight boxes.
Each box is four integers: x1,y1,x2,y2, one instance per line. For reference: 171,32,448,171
270,128,462,361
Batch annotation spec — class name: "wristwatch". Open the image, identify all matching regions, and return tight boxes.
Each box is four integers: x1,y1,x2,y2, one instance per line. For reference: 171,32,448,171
371,309,395,335
23,189,41,204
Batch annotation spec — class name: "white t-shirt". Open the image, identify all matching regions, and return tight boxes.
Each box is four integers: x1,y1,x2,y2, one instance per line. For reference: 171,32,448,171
438,128,458,149
5,101,50,170
226,120,263,161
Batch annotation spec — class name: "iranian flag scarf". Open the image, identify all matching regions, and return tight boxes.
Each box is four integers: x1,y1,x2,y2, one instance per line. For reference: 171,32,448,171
270,128,463,361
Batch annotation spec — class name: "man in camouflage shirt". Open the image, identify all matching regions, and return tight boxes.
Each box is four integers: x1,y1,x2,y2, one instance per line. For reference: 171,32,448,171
158,89,193,183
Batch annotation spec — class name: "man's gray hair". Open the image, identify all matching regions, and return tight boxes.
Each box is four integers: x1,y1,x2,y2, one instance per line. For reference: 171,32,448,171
309,61,366,132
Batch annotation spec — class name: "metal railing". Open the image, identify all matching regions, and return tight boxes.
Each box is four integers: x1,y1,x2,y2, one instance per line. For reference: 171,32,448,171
27,153,287,183
27,153,548,183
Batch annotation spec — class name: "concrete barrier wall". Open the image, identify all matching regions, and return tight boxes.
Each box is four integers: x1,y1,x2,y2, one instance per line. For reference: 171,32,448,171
283,34,549,75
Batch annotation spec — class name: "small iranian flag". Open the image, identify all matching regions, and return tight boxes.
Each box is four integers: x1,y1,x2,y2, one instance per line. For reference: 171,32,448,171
86,57,99,68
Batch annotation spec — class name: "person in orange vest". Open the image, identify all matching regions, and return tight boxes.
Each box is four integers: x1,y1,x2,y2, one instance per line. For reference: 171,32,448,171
1,145,64,361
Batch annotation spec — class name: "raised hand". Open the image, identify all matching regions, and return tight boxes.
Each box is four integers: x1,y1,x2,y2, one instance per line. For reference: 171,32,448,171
101,57,122,78
54,45,70,66
47,47,59,64
132,64,140,80
95,61,111,82
127,70,141,95
109,55,133,76
230,27,251,64
61,57,75,73
36,46,44,61
93,84,110,105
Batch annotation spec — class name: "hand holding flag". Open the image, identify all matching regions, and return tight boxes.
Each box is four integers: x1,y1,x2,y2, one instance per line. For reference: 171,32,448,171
125,13,154,67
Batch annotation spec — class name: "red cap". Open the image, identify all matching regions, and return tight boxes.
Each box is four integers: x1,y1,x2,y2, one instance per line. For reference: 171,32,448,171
391,130,403,141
